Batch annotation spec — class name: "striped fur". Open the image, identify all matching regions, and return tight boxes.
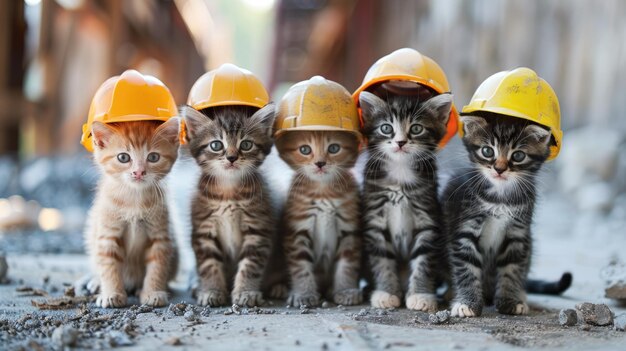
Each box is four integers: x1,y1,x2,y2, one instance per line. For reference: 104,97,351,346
182,104,276,307
442,113,552,317
85,119,180,308
276,131,362,307
358,92,452,312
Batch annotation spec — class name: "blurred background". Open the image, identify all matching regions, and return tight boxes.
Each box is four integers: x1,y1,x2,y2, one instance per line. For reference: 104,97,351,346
0,0,625,277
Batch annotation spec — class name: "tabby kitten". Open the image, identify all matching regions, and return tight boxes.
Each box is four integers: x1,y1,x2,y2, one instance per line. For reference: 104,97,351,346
276,131,362,307
442,114,552,317
182,104,276,307
359,91,452,312
85,118,180,308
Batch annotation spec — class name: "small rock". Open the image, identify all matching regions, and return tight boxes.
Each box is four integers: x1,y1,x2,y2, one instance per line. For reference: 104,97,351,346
428,310,451,324
321,301,330,308
0,255,8,282
184,310,197,322
107,331,134,347
614,314,626,331
559,309,578,326
51,325,78,347
575,302,614,326
357,308,368,317
165,336,182,346
64,286,75,297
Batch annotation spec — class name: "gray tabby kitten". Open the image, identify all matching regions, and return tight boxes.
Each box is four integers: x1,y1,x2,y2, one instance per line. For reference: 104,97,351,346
359,91,453,312
442,113,553,317
181,104,276,307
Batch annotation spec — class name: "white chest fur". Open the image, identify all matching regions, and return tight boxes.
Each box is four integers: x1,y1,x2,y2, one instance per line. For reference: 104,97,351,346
384,187,413,259
478,203,513,251
309,198,342,265
213,201,244,261
385,160,417,185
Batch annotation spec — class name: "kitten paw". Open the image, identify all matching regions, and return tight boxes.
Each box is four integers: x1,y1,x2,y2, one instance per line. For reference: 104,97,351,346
140,290,169,307
96,291,127,308
406,293,437,312
86,277,101,295
287,291,320,307
496,300,529,315
370,290,401,309
232,290,265,307
196,290,228,307
333,288,362,306
451,302,478,318
268,284,289,299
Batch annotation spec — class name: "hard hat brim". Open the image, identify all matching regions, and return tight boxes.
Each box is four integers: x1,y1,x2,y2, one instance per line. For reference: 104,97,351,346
274,126,363,141
81,114,174,152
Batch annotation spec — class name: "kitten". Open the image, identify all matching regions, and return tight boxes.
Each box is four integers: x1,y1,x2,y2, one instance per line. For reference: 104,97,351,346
275,131,362,307
182,104,276,307
85,118,180,308
442,113,552,317
358,91,453,312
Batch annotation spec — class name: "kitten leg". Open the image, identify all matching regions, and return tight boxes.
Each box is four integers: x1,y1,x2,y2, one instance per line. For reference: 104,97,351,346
231,228,272,307
406,228,440,312
140,220,175,307
94,220,127,308
286,229,320,307
331,233,362,306
192,233,228,306
365,230,401,308
450,222,484,317
494,228,531,315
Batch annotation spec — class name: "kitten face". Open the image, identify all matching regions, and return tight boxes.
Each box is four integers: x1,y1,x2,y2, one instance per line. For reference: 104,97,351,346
181,104,275,182
461,114,551,196
275,131,359,184
91,118,180,188
358,92,452,162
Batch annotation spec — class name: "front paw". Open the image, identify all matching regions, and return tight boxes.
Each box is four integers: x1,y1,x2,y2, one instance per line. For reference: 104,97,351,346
287,291,320,307
450,302,480,318
96,291,127,308
140,290,169,307
268,284,289,299
86,277,101,295
232,290,265,307
496,297,529,315
406,293,437,312
370,290,401,308
333,288,362,306
196,289,228,306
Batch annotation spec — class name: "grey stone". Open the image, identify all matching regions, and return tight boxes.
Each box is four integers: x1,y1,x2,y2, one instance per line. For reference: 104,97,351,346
0,255,7,282
614,314,626,331
184,310,197,322
107,331,134,347
575,302,614,326
51,325,78,347
429,310,451,324
559,309,578,326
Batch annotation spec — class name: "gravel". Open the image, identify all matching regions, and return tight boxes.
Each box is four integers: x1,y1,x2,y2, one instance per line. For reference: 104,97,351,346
575,303,614,326
614,314,626,331
429,310,451,325
559,309,578,326
51,325,78,348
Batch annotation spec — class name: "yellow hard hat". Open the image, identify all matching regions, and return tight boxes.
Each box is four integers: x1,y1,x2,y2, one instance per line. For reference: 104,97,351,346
80,70,178,152
460,67,562,160
274,76,361,140
187,63,270,111
352,48,459,147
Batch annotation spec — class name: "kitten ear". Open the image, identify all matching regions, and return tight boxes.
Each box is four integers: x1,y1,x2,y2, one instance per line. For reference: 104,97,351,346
422,93,453,124
91,121,116,149
180,105,207,141
155,117,181,146
249,103,276,137
524,124,551,146
358,92,386,125
460,115,487,136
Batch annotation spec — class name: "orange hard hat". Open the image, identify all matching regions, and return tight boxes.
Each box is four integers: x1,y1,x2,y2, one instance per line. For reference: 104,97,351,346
80,70,178,152
352,48,459,147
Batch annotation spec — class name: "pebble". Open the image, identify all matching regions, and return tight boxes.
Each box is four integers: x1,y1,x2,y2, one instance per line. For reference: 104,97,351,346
165,336,182,346
428,310,451,325
614,313,626,331
184,311,197,322
107,331,134,347
321,301,330,308
575,302,614,326
51,325,78,348
559,309,578,326
0,255,8,282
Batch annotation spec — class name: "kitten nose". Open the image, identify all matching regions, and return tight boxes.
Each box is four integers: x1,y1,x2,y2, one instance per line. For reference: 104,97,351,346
315,161,326,169
226,155,238,164
494,165,507,175
396,140,407,148
132,170,146,179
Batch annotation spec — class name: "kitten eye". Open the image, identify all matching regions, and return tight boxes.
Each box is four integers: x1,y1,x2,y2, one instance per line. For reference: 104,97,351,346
147,152,160,163
328,143,340,154
209,141,224,152
511,150,526,162
240,140,253,151
117,153,131,163
299,145,312,155
481,146,494,158
380,124,393,135
410,124,423,135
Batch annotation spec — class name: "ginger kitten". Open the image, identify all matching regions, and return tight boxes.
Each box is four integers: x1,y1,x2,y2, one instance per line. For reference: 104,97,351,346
276,131,362,307
181,104,276,307
85,118,180,308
